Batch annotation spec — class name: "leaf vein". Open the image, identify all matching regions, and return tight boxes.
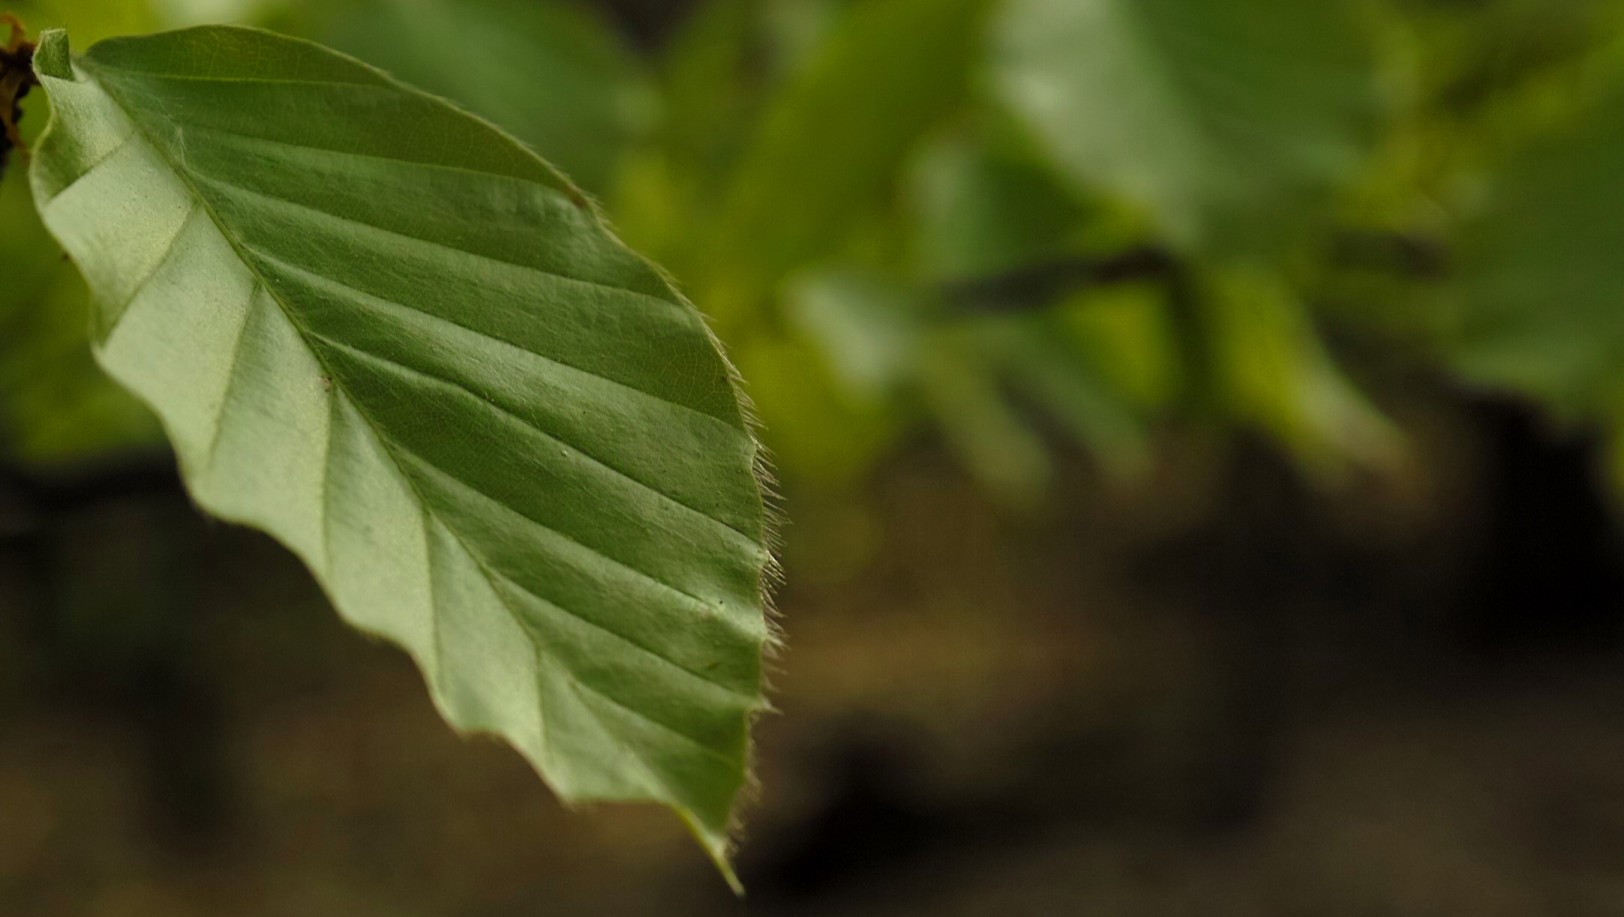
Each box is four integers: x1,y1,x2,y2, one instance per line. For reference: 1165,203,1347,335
149,118,571,200
306,330,754,543
178,163,693,323
569,670,739,762
51,127,139,198
235,242,737,435
389,444,731,625
102,70,382,89
482,564,757,702
201,281,260,474
102,199,200,335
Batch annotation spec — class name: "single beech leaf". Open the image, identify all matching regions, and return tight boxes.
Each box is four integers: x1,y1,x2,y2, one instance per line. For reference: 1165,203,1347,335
28,25,773,885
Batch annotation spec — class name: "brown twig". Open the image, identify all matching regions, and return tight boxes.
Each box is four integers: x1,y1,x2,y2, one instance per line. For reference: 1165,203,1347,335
0,13,39,177
939,246,1179,314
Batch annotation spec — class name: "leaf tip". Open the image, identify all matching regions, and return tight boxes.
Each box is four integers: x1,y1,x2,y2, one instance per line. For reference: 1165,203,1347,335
31,28,69,81
681,810,746,896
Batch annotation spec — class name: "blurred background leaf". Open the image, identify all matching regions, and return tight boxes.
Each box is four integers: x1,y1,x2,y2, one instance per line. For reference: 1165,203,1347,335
694,0,992,321
1438,81,1624,412
990,0,1380,253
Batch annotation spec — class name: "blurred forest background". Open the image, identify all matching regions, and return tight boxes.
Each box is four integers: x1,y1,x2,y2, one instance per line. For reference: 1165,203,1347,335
7,0,1624,913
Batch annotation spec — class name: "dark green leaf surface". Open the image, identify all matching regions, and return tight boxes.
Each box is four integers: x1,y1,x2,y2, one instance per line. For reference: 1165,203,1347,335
29,26,772,882
991,0,1377,250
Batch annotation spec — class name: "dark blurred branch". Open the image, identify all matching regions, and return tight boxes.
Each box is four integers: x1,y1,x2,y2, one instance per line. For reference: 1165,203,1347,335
940,245,1179,314
941,230,1449,314
1328,229,1451,280
0,12,38,181
596,0,704,49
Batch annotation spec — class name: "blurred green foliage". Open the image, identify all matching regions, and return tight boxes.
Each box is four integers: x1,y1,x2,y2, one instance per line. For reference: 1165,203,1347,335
7,0,1624,503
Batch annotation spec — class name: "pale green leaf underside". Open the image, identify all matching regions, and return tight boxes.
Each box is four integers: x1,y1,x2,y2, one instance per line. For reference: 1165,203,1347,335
28,26,771,880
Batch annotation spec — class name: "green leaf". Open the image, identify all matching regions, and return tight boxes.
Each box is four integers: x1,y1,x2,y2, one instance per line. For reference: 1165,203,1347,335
789,269,1151,501
908,127,1087,281
990,0,1378,250
1203,267,1400,473
788,271,1058,502
28,26,772,883
701,0,992,315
